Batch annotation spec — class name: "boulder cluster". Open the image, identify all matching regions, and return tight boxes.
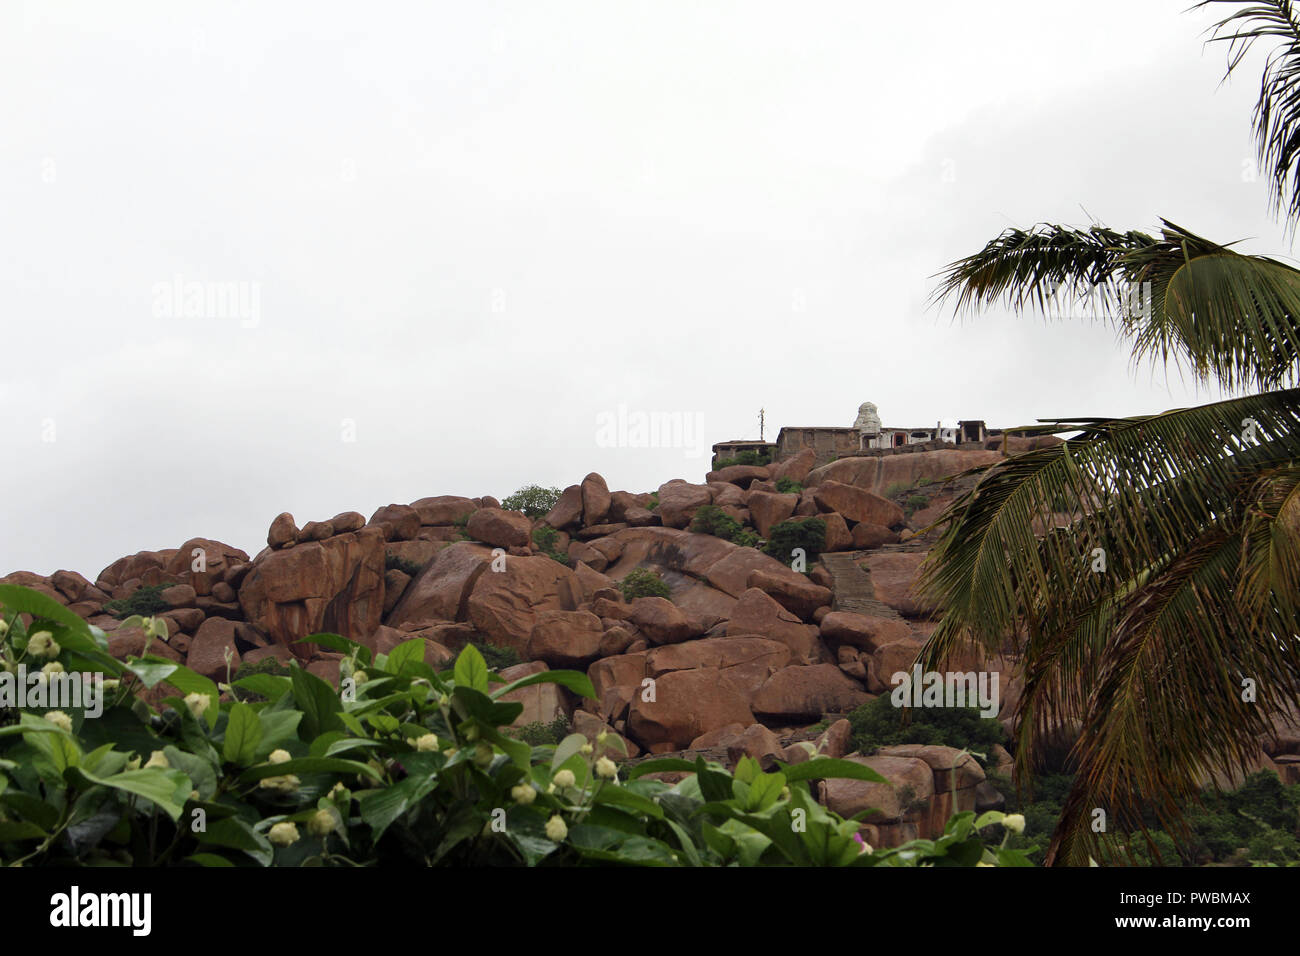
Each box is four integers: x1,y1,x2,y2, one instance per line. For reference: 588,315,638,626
9,444,1299,846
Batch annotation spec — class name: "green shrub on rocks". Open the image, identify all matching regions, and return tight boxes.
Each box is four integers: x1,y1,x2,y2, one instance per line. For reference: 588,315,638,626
531,526,571,567
619,567,672,601
502,484,563,520
763,517,826,566
104,584,171,619
689,505,759,548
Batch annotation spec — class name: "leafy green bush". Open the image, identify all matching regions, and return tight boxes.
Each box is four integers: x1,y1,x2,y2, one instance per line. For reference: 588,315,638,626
471,641,521,672
775,477,803,495
384,552,423,577
846,695,1009,755
531,527,571,567
502,485,563,520
763,517,827,566
516,717,571,747
619,567,672,601
688,504,758,549
904,494,930,518
0,581,1032,868
103,584,171,619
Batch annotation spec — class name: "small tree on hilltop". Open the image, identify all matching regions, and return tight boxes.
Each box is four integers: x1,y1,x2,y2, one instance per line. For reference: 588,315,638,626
502,484,563,519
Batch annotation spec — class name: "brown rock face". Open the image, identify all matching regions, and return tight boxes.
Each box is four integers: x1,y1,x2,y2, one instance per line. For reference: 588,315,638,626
587,653,648,699
705,465,770,487
410,495,478,526
238,526,386,655
466,555,578,653
368,504,421,542
725,587,822,663
268,513,299,549
498,661,568,727
812,481,904,528
96,550,180,593
819,512,853,552
818,754,934,822
161,539,249,597
644,636,791,677
542,485,583,530
851,523,899,549
580,473,612,526
188,617,242,681
627,668,755,751
726,723,785,764
526,609,605,668
466,508,532,549
298,520,334,542
819,611,912,652
873,637,927,680
750,663,870,718
806,449,1004,495
626,597,701,645
386,542,493,627
863,552,935,617
770,448,816,484
745,568,833,621
747,491,798,537
656,481,713,529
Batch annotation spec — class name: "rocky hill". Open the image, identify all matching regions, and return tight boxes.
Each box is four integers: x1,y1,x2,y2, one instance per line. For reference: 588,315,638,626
8,443,1298,848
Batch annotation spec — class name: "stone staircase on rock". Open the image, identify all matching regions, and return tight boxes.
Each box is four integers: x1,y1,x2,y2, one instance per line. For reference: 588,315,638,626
819,550,907,625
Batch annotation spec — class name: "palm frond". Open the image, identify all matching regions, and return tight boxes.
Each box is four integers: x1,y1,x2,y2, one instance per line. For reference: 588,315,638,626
1198,0,1300,228
934,219,1300,388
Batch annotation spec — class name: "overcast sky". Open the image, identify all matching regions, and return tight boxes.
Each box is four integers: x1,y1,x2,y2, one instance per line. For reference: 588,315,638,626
2,0,1292,578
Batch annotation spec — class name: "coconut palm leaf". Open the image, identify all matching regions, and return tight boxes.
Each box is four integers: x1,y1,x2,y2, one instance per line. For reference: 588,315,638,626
918,390,1300,863
1198,1,1300,228
934,220,1300,389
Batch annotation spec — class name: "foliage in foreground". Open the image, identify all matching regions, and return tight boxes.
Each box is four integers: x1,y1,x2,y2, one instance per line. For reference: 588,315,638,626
0,583,1031,866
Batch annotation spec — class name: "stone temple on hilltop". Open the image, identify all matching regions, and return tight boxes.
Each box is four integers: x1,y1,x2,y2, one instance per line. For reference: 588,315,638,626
712,402,991,469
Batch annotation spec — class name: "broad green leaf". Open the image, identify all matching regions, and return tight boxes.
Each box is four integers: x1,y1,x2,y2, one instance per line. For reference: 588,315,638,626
124,658,179,689
238,756,381,784
160,664,220,729
490,667,595,701
74,767,190,821
296,632,372,667
0,583,94,635
356,762,440,842
290,665,344,738
222,702,262,766
551,733,588,771
453,644,489,693
256,710,303,757
781,758,888,785
385,638,426,677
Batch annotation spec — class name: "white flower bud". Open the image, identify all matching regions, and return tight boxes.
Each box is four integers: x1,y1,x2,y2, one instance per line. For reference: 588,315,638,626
545,815,567,842
553,769,576,789
45,710,73,732
144,750,169,770
267,821,299,847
